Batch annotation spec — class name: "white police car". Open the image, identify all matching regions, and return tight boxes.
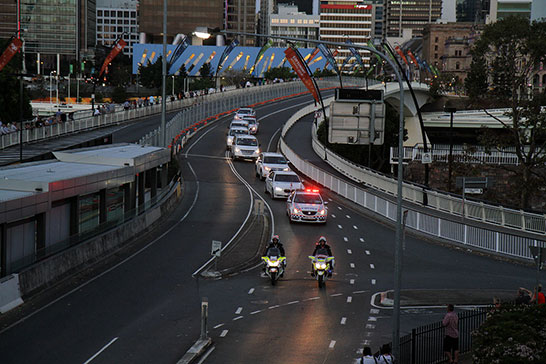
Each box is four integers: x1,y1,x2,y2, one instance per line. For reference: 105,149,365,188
234,107,255,120
255,152,290,180
231,134,260,161
264,170,304,199
286,189,328,223
226,126,250,149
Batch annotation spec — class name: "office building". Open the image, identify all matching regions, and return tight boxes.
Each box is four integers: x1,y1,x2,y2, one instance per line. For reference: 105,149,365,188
456,0,490,23
488,0,532,22
270,3,319,48
96,0,139,56
226,0,257,46
0,0,17,41
385,0,443,38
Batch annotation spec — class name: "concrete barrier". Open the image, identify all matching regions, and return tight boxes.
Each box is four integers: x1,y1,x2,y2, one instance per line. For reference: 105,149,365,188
0,274,24,313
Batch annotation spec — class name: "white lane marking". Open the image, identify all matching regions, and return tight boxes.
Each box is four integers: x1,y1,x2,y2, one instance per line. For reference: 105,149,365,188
360,238,365,243
363,339,371,345
346,214,351,219
83,337,119,364
366,324,375,329
343,237,348,242
365,250,371,255
328,198,332,201
331,214,336,218
220,330,229,337
371,279,376,285
286,300,299,305
350,279,355,285
353,225,358,230
368,317,377,322
330,293,343,297
248,288,255,294
347,296,352,303
337,206,342,210
370,264,375,269
350,263,355,268
269,305,280,309
304,297,320,301
213,323,225,329
347,249,352,254
250,310,262,315
353,290,368,294
370,309,380,314
233,316,243,321
340,317,347,325
235,307,242,315
329,340,336,349
337,224,343,229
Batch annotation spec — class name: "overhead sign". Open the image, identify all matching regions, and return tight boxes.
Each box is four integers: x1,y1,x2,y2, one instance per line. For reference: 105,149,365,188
336,88,383,102
328,100,385,145
211,240,222,257
464,188,483,194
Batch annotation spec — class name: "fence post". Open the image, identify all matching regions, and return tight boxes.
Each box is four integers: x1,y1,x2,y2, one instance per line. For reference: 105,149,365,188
411,328,416,364
200,297,208,340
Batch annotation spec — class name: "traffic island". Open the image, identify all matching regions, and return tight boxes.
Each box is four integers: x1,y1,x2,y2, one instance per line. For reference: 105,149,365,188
376,288,515,307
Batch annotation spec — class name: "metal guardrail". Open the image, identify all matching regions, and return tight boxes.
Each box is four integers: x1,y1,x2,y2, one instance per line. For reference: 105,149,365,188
279,101,546,261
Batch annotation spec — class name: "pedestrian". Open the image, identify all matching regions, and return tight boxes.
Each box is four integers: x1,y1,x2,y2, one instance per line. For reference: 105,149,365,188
376,344,394,364
361,346,376,364
443,304,459,364
527,284,546,305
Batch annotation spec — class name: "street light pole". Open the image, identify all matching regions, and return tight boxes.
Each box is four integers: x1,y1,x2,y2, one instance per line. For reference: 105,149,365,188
160,0,167,147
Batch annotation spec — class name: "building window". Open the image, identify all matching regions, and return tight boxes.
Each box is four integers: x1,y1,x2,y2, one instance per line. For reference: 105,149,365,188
104,10,109,17
434,45,438,51
456,62,460,70
98,10,103,16
435,36,438,42
434,53,438,59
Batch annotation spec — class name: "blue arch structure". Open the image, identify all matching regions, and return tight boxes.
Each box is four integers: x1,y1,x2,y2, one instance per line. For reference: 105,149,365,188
132,44,332,77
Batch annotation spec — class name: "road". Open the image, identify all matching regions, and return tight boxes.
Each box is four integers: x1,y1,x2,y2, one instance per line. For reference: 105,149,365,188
0,92,542,364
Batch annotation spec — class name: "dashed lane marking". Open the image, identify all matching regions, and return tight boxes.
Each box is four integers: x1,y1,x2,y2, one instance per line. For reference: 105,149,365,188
250,310,262,315
347,249,352,254
329,340,336,349
365,250,370,255
328,198,332,202
337,224,343,229
366,324,375,329
304,297,321,302
346,214,351,219
269,305,280,309
233,316,243,321
368,317,377,322
353,290,368,294
330,293,343,297
353,225,358,230
360,238,365,243
343,237,348,242
220,330,229,337
363,339,371,345
370,264,375,269
347,296,353,303
350,263,355,268
350,279,355,285
341,317,347,325
332,214,336,218
248,288,255,294
370,309,380,314
337,206,342,210
214,324,225,329
371,279,376,285
286,300,299,305
235,307,242,314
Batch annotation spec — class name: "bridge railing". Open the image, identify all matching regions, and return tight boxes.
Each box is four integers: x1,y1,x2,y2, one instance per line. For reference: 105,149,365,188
279,101,546,261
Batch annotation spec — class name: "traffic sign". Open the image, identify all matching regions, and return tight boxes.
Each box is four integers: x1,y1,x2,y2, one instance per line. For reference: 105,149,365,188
464,188,483,194
422,152,432,164
211,240,222,257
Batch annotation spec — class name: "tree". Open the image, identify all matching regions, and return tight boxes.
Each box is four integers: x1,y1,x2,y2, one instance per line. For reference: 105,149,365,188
139,57,163,90
429,72,462,99
190,62,215,91
464,16,546,208
263,67,294,81
0,38,32,123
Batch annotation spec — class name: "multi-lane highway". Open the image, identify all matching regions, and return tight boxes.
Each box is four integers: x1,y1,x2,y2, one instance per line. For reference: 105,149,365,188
0,92,541,364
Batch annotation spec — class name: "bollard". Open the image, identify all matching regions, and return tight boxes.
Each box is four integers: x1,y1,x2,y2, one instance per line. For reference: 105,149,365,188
200,297,209,340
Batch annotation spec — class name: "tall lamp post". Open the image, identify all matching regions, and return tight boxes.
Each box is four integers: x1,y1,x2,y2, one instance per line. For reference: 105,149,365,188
16,28,26,162
160,0,167,147
446,106,457,192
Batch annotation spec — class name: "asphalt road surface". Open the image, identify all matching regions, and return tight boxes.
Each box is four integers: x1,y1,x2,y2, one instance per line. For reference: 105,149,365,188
0,92,542,364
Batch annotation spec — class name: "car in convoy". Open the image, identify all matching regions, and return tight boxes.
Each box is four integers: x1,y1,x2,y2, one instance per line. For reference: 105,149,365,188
255,152,290,180
264,170,304,199
234,107,256,120
286,188,328,223
229,119,249,130
231,134,260,161
244,117,259,134
226,126,250,149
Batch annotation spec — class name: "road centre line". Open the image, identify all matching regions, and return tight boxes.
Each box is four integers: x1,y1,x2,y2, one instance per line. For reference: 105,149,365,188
83,337,119,364
233,316,243,321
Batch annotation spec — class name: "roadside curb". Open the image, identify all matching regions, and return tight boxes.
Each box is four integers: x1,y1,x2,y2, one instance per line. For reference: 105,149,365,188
176,338,213,364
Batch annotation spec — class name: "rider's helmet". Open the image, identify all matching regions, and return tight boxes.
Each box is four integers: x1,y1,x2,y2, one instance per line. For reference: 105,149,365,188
272,235,280,244
318,236,327,245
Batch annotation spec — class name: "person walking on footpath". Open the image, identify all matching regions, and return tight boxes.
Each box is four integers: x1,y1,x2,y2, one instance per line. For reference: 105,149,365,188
443,304,459,364
361,347,376,364
376,344,394,364
521,285,545,305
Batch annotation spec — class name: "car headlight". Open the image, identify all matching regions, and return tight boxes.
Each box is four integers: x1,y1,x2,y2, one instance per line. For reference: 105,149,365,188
292,207,300,214
264,166,271,171
318,209,326,215
283,167,290,171
255,148,260,154
275,186,283,192
234,147,241,153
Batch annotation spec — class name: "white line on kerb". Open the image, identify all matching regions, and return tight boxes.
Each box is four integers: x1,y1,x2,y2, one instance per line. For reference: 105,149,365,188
83,337,119,364
329,340,336,349
220,330,229,337
248,288,255,294
340,317,347,325
235,307,242,315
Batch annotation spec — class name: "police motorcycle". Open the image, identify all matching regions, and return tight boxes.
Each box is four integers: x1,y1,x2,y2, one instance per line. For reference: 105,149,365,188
261,246,286,285
308,248,334,288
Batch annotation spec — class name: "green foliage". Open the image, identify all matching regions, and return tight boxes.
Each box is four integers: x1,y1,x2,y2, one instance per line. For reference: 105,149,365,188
111,86,127,103
263,67,294,81
106,53,132,87
313,68,336,78
221,69,247,86
199,62,213,78
0,38,32,123
472,304,546,363
139,57,163,90
429,73,463,99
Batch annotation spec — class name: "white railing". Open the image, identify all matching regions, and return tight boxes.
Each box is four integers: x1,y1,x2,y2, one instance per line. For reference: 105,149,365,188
279,101,546,257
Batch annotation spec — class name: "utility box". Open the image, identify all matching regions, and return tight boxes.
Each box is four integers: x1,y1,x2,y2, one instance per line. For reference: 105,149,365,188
328,88,385,145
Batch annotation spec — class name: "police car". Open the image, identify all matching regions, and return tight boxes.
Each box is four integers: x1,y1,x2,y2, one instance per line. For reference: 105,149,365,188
286,189,328,223
264,170,304,199
233,107,255,120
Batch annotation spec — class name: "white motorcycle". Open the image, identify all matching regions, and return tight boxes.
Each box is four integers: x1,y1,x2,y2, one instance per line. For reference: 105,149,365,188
308,254,335,288
262,247,286,286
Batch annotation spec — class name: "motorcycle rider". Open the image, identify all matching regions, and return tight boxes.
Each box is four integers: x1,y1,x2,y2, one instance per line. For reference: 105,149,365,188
311,236,334,277
263,235,286,275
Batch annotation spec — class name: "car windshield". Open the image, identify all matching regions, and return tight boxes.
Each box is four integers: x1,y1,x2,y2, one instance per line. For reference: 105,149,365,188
294,194,322,204
231,122,247,128
230,129,247,135
237,138,257,146
264,156,287,164
275,174,300,182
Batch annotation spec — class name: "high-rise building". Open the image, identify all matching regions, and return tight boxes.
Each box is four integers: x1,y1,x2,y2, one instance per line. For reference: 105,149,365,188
456,0,490,23
270,3,319,47
0,0,17,41
96,0,139,56
488,0,532,22
278,0,316,15
319,0,376,66
139,0,223,44
226,0,256,46
385,0,443,38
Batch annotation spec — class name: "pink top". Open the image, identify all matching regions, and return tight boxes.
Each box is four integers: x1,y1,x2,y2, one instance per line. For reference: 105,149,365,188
443,311,459,338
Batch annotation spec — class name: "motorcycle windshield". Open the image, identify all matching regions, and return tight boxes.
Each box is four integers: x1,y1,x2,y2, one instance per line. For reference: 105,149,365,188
267,247,281,258
315,247,330,257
